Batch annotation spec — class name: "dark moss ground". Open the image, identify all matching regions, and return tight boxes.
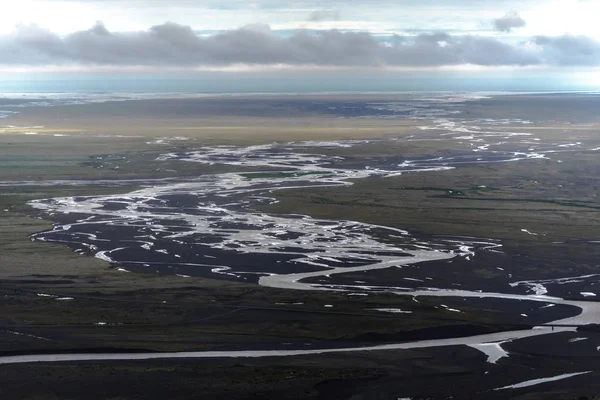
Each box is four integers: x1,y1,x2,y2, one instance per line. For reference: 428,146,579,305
3,94,600,398
3,344,600,400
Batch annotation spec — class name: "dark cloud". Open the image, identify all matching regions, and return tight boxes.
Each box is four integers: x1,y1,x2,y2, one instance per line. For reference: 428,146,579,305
493,11,526,32
534,34,600,66
308,9,341,22
1,22,600,68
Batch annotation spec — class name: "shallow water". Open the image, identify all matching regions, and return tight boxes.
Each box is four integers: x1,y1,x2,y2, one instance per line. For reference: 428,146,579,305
17,93,600,367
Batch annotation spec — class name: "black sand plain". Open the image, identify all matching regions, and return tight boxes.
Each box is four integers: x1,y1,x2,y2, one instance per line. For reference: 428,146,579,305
2,94,600,399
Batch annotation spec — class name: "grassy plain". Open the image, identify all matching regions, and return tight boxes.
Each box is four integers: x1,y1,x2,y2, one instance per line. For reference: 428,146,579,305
2,94,600,398
0,153,526,354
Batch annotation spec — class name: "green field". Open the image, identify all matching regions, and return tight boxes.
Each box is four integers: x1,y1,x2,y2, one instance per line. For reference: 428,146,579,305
3,94,600,399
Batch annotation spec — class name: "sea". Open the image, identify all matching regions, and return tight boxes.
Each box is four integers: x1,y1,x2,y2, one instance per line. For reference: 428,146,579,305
0,70,596,97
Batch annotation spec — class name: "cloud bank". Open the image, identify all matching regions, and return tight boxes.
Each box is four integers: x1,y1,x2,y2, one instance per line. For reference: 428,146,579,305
1,22,600,69
493,11,526,32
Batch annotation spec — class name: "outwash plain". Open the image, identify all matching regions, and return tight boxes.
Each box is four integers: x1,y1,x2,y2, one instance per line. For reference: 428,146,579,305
3,93,600,399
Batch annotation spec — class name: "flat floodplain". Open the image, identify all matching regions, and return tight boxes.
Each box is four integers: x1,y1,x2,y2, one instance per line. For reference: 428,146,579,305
3,93,600,399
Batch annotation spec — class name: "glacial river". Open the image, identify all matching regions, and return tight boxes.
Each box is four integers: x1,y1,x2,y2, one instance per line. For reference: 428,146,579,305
4,94,600,375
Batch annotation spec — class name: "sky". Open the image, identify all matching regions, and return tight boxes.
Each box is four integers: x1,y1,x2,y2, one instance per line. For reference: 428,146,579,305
1,0,600,91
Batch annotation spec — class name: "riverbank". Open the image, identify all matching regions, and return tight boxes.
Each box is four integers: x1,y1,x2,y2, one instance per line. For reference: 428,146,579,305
3,93,600,398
